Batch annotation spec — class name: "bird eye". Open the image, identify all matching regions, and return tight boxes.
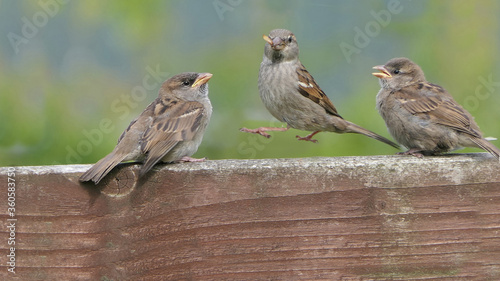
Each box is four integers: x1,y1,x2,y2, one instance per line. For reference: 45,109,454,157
393,69,400,74
182,80,191,86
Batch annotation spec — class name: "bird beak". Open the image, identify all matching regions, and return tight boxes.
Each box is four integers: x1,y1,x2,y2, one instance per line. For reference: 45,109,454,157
263,34,273,45
263,34,285,50
192,73,213,88
372,65,392,79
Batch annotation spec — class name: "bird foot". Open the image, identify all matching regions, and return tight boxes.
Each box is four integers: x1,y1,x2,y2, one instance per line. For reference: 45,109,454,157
240,126,289,138
397,149,424,158
296,131,320,143
177,156,206,163
240,127,271,138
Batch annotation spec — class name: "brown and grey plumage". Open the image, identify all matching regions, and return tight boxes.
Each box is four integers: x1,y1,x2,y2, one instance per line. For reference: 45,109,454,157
373,57,499,159
241,28,399,149
79,72,213,184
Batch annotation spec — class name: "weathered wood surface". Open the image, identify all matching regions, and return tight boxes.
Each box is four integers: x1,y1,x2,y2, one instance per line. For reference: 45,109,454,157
1,153,500,280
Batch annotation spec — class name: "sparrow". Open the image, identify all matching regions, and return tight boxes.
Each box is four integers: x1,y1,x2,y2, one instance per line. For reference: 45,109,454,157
373,57,500,159
240,28,399,149
79,72,213,184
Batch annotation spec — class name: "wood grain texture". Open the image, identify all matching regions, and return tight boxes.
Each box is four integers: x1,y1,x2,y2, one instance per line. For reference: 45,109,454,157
1,153,500,280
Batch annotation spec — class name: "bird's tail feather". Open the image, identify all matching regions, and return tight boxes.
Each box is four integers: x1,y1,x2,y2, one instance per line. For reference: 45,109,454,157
346,121,400,149
471,137,500,160
79,152,126,184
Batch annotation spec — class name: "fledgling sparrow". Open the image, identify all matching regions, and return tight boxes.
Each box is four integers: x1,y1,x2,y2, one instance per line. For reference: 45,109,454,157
241,29,399,149
373,57,500,159
79,72,213,184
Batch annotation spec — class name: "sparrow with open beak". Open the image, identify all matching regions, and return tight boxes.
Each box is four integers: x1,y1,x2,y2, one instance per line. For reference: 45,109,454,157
80,72,213,184
373,57,500,159
241,28,399,149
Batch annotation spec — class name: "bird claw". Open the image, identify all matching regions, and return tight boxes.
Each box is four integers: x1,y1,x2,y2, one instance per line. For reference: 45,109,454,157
178,156,206,163
240,127,272,138
397,149,424,158
296,135,318,143
296,131,320,143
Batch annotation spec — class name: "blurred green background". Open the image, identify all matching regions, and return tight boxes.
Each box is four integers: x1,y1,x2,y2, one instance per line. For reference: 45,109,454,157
1,0,499,166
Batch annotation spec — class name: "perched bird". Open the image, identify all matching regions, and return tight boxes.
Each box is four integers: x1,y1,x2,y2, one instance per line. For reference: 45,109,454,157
373,57,500,159
79,72,213,184
241,28,398,149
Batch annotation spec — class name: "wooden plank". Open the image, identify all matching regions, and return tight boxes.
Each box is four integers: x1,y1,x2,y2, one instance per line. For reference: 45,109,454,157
0,154,499,280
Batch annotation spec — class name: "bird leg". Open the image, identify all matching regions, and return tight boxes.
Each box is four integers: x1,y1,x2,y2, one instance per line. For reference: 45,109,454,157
397,148,424,158
240,126,289,138
296,131,321,143
177,156,206,163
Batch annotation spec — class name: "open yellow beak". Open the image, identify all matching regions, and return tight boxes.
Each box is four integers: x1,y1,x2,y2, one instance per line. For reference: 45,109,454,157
372,65,392,79
192,73,213,88
263,34,273,45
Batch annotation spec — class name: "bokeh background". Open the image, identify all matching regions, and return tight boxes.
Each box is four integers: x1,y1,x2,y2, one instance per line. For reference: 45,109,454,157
1,0,499,166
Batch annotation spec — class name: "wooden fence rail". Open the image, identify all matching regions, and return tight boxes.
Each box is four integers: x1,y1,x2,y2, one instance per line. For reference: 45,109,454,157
1,153,500,280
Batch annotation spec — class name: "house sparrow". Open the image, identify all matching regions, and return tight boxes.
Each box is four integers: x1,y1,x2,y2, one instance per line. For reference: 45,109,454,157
79,72,213,184
241,29,398,149
373,57,500,159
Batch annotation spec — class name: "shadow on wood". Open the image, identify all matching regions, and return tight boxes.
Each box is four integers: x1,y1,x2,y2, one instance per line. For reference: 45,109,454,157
1,153,500,280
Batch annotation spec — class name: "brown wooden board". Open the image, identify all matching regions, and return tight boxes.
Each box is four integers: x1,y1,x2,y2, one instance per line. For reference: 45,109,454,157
0,154,499,280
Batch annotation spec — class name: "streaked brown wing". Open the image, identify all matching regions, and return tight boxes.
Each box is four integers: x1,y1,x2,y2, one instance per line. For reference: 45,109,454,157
396,85,482,138
296,63,342,118
141,98,205,154
117,106,150,144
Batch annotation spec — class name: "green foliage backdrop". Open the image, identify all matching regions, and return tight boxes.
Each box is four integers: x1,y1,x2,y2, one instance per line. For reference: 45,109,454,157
1,0,499,166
